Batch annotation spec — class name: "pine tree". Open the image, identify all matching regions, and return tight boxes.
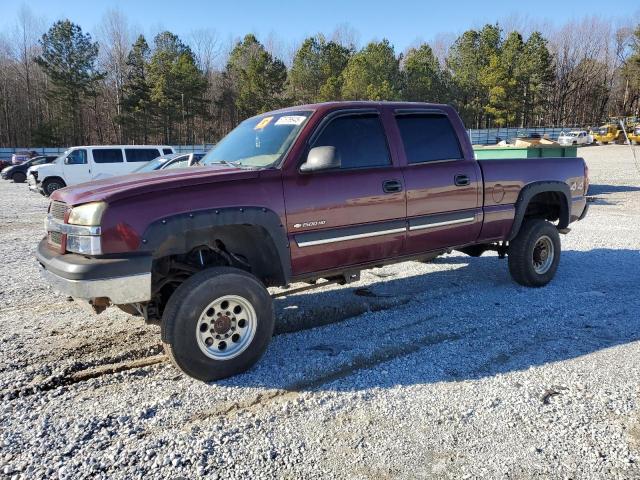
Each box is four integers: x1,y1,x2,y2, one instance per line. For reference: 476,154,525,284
148,31,208,144
225,34,287,119
402,44,447,103
120,35,152,143
36,20,103,144
289,35,351,103
447,24,501,128
341,39,401,100
520,32,554,126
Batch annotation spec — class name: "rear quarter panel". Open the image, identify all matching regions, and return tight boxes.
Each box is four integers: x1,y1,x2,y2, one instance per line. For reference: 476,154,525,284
478,157,587,242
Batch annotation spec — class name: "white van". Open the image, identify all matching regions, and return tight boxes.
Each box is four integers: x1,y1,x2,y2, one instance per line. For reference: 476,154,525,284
28,145,174,196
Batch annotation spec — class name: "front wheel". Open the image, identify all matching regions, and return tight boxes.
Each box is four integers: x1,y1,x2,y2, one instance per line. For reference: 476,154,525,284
508,219,561,287
42,178,65,196
161,267,274,381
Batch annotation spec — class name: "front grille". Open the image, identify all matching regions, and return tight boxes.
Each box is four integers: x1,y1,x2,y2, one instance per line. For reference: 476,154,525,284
50,201,67,220
49,231,63,247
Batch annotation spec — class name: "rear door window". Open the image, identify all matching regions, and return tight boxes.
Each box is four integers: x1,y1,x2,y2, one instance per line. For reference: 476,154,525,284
163,148,173,155
396,114,463,164
92,149,124,164
125,148,161,162
312,114,391,169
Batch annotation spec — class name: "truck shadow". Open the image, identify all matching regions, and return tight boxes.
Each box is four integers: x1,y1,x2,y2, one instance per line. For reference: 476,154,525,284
587,184,640,196
223,248,640,392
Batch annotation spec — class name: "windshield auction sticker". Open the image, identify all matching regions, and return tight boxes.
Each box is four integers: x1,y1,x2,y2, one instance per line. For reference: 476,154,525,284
254,116,273,130
275,115,306,126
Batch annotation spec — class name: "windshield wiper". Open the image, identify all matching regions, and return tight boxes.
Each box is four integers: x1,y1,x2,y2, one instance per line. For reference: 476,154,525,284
214,160,265,170
214,160,244,168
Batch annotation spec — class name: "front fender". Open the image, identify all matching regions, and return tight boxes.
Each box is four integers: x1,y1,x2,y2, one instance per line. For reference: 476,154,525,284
140,206,291,285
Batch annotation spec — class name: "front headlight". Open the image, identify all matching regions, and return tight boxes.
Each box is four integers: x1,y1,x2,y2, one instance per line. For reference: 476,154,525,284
68,202,107,226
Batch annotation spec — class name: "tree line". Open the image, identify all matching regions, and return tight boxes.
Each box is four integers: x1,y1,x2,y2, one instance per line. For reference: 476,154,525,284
0,8,639,147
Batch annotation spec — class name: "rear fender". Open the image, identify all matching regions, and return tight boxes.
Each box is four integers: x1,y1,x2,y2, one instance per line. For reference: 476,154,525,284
507,181,571,241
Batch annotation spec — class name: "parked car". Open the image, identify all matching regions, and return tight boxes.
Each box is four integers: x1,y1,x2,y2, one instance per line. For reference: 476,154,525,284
629,125,640,145
11,150,38,165
28,145,175,196
133,152,206,173
557,130,593,146
36,102,589,382
1,155,58,183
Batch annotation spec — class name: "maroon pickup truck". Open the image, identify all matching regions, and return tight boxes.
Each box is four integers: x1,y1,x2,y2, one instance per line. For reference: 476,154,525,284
36,102,589,381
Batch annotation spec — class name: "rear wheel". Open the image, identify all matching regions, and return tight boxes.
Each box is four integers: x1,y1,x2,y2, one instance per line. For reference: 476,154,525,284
508,219,560,287
11,172,26,183
42,178,65,196
161,267,274,381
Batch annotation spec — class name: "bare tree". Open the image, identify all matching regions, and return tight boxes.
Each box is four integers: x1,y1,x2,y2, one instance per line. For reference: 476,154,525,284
189,28,223,73
97,8,133,142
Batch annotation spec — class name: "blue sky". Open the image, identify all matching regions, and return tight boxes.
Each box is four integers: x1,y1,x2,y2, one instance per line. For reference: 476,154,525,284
2,0,637,54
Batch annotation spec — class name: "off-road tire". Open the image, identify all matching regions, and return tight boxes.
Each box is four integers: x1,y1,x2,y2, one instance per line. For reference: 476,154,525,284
161,267,274,381
508,219,561,287
42,178,65,196
11,172,26,183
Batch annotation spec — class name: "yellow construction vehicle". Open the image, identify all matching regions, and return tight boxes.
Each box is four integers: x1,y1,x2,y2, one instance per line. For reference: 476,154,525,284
592,117,637,144
592,121,626,144
629,124,640,145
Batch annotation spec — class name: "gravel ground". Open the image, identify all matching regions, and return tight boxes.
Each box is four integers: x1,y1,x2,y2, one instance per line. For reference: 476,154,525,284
1,145,639,479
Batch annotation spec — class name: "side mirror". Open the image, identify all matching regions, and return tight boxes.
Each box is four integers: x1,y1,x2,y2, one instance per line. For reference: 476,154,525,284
300,146,340,173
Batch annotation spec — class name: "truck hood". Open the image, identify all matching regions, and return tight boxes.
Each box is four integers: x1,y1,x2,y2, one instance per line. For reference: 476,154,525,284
52,165,260,205
28,164,49,174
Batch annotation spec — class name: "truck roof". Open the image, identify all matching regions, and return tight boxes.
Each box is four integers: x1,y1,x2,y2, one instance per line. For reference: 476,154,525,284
271,101,451,114
65,145,173,149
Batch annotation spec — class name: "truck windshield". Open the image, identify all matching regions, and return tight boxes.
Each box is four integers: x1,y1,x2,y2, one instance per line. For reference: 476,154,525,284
200,111,311,168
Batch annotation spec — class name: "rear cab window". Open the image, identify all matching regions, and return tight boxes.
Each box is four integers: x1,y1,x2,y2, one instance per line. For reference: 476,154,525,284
311,113,391,169
396,113,463,164
92,149,124,164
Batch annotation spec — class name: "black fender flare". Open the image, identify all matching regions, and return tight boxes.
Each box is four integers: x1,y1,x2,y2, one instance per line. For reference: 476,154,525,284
140,206,291,285
507,181,571,241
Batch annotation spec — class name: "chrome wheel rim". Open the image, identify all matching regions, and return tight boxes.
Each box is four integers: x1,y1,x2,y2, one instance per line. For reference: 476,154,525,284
532,235,554,274
195,295,257,360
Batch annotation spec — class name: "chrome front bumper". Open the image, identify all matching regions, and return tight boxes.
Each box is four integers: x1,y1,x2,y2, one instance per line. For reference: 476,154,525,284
39,265,151,304
36,238,153,305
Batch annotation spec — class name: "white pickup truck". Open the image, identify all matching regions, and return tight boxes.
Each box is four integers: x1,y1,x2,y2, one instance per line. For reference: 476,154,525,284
557,130,593,146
